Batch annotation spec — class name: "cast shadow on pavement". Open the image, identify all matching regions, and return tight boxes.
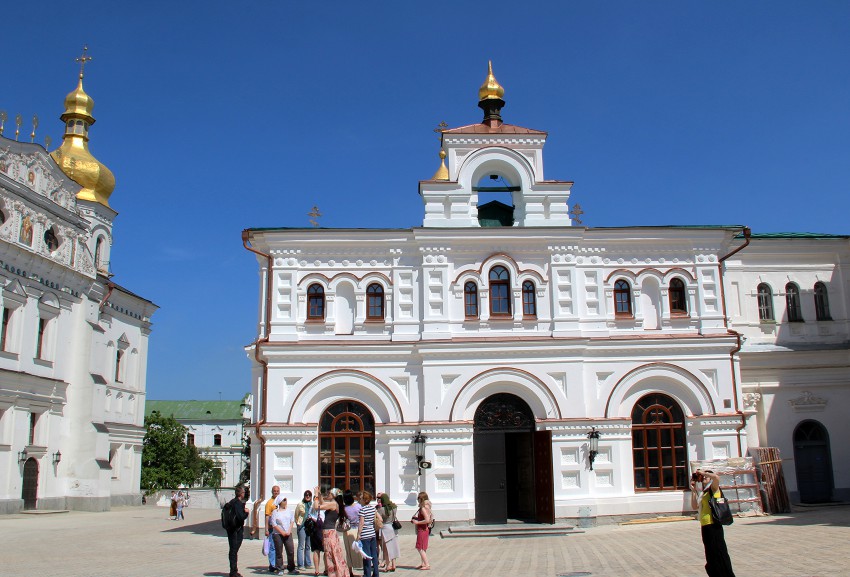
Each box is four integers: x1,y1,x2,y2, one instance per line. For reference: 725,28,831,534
203,566,270,576
163,518,226,537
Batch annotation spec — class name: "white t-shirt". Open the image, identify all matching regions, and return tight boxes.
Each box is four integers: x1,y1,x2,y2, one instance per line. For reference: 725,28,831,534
271,507,295,535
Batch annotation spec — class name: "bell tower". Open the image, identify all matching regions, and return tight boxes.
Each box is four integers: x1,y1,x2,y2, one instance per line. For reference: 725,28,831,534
419,62,573,228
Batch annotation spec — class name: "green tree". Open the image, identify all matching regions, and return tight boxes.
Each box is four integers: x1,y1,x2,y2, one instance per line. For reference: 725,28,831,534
238,433,251,485
141,411,222,495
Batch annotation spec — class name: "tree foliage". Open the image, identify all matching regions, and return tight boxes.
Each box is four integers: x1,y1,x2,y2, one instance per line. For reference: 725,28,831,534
141,411,223,495
239,433,251,485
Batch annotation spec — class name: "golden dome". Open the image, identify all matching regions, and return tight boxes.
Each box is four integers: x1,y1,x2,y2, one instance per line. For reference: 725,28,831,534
50,68,115,207
51,138,115,206
478,60,504,101
431,150,449,180
61,78,95,122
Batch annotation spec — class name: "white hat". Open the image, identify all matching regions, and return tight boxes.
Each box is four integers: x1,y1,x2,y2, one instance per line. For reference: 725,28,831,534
274,495,287,507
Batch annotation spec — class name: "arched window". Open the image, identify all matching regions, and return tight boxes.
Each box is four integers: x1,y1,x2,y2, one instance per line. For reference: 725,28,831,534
614,280,632,317
307,284,325,320
489,266,511,317
669,278,687,315
522,280,536,317
366,283,384,320
464,281,479,319
319,400,375,494
632,393,687,491
786,282,803,322
213,434,222,446
115,349,124,382
814,282,831,321
43,227,59,252
757,283,774,321
187,433,195,446
94,237,104,269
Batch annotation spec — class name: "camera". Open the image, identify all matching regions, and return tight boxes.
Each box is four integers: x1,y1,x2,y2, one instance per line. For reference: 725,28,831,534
691,471,704,483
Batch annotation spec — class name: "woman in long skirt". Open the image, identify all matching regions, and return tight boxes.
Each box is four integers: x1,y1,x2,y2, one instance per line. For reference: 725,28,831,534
378,493,400,572
313,487,348,577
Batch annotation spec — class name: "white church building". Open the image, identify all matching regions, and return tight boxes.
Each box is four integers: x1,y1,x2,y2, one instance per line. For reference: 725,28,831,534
243,64,848,523
0,58,156,513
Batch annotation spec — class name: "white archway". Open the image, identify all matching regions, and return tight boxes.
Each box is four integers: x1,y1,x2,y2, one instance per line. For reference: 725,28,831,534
449,367,561,422
287,369,404,424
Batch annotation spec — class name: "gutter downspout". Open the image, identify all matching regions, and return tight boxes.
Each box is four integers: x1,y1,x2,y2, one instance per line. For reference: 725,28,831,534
718,226,751,457
99,281,116,311
242,230,272,499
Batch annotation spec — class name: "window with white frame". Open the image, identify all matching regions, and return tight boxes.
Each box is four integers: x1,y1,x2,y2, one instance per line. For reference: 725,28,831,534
785,282,803,322
814,282,831,321
614,279,633,317
757,283,774,321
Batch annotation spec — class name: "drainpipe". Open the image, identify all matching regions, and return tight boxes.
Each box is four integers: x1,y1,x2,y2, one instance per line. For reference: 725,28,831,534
98,281,116,311
717,227,751,457
242,230,272,499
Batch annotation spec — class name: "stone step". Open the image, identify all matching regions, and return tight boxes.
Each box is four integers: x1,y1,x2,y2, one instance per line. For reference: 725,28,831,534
440,523,584,539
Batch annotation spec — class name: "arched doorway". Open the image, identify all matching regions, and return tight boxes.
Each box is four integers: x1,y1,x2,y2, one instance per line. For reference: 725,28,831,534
631,393,687,491
318,400,375,494
473,393,553,524
22,457,39,510
793,420,833,503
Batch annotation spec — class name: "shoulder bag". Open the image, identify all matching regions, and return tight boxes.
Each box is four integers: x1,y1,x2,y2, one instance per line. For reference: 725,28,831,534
708,488,734,526
391,508,402,532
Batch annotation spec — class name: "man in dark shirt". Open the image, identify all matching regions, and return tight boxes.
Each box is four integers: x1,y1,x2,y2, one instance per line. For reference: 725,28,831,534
226,486,251,577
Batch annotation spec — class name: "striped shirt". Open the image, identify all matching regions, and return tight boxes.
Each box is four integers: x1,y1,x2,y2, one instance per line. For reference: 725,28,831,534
358,503,377,540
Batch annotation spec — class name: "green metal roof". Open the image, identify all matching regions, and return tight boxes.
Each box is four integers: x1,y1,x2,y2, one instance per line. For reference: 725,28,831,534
747,232,850,239
145,400,245,421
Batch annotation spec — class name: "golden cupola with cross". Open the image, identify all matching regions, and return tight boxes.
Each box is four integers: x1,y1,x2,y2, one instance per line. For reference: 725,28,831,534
50,47,116,208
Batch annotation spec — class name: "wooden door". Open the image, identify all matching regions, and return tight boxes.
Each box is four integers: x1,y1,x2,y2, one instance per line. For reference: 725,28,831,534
533,430,555,524
794,421,833,504
22,458,38,510
473,432,507,524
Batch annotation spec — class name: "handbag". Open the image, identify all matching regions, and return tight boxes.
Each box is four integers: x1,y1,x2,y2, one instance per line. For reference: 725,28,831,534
375,511,384,530
392,519,402,531
707,489,734,526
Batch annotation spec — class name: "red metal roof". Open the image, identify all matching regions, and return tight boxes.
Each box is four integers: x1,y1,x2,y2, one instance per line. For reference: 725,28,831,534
441,122,547,135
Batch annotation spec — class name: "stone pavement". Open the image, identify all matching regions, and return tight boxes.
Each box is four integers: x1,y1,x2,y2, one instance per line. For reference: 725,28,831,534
0,504,848,577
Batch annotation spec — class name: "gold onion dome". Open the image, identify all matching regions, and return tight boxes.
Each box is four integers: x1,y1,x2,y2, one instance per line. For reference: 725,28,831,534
431,150,449,180
478,60,504,101
50,54,115,208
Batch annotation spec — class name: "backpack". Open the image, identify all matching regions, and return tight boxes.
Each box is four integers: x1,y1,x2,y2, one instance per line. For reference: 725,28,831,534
221,500,241,531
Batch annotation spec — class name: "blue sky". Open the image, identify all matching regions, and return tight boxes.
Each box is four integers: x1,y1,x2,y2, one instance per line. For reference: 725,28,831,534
3,1,849,401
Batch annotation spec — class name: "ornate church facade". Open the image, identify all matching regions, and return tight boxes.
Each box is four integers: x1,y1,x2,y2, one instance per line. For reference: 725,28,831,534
0,56,156,513
244,64,848,522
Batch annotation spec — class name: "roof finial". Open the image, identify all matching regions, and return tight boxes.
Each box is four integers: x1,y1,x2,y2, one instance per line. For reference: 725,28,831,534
431,150,449,180
478,60,505,102
477,61,505,127
76,45,92,80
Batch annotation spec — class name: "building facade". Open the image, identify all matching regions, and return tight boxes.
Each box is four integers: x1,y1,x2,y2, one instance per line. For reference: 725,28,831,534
0,61,156,513
145,398,251,489
243,65,848,522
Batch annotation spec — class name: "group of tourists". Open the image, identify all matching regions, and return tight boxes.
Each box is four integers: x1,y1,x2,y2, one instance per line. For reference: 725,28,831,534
168,490,189,520
223,485,433,577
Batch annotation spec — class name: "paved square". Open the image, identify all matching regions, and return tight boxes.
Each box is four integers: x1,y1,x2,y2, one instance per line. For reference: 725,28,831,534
1,505,847,576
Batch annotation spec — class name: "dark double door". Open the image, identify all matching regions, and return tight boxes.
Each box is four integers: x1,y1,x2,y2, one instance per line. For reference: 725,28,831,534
473,393,554,525
794,421,833,503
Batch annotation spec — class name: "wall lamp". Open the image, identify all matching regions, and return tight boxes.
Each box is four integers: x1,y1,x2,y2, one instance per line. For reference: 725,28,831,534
587,427,600,471
18,448,28,464
412,432,427,476
52,451,62,465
